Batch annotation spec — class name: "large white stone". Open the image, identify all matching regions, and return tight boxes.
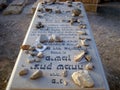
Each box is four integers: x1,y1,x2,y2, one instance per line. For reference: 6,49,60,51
72,70,94,88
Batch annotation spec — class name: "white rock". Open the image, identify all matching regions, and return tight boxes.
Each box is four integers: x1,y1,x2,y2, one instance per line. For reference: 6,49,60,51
79,35,91,40
76,43,81,48
72,71,82,86
85,55,92,62
63,80,68,86
81,39,89,46
10,0,27,6
62,70,67,77
85,63,94,70
49,34,55,42
49,34,62,42
72,70,94,88
77,31,86,35
30,70,43,80
37,52,44,58
74,50,85,62
19,68,29,76
37,43,43,49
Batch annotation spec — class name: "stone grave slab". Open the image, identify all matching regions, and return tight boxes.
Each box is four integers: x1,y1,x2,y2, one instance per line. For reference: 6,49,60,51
6,2,109,90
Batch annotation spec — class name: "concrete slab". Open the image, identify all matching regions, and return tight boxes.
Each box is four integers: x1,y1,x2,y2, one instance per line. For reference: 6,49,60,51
6,2,109,90
3,5,23,15
10,0,28,6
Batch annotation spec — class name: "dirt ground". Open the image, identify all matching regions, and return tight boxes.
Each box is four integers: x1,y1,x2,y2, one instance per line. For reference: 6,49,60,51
0,4,120,90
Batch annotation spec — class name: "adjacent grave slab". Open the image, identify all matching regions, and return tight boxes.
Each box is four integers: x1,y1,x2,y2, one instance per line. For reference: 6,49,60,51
10,0,28,6
2,0,28,15
3,5,23,15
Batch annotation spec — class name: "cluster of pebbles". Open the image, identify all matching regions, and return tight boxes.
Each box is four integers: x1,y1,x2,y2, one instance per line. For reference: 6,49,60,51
20,43,45,80
37,6,62,14
40,34,63,43
19,1,95,88
19,68,43,80
64,1,95,88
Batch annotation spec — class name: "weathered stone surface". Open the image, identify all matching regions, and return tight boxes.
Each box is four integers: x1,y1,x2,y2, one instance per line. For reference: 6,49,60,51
3,5,23,15
10,0,28,6
26,6,34,15
45,34,62,42
30,70,43,80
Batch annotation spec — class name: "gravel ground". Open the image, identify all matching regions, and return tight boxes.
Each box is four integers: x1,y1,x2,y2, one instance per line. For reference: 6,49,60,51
0,4,120,90
88,12,120,90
